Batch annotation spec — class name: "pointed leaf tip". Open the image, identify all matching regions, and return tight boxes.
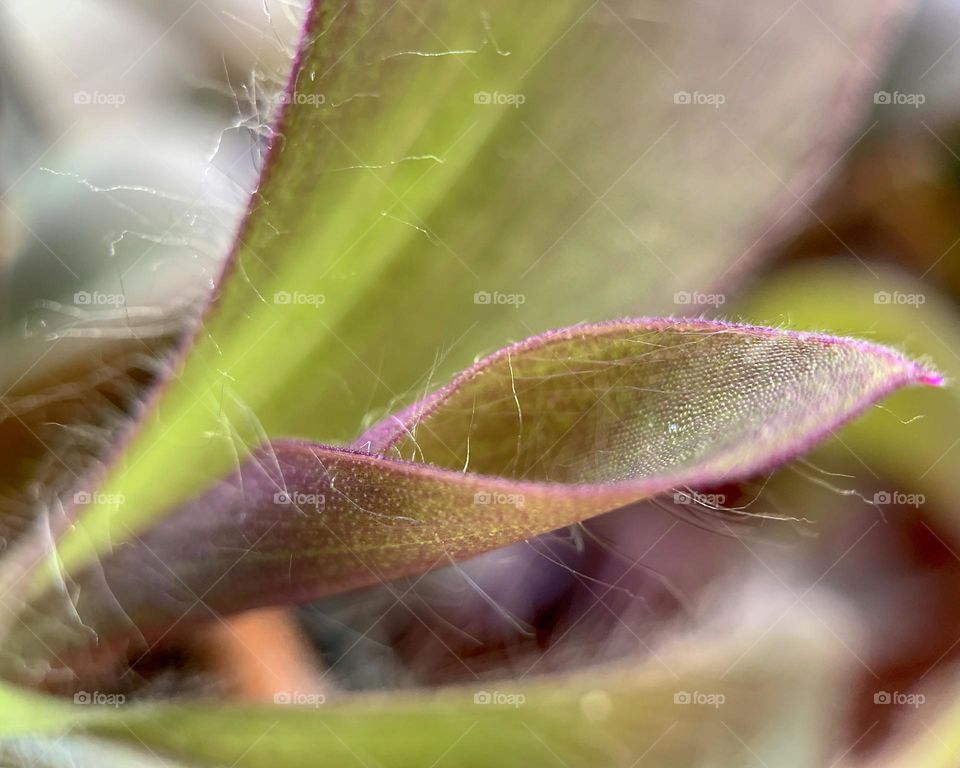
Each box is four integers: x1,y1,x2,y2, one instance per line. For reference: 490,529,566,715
17,318,939,674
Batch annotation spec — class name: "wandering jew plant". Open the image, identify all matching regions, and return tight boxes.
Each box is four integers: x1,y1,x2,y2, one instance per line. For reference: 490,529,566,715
0,0,954,766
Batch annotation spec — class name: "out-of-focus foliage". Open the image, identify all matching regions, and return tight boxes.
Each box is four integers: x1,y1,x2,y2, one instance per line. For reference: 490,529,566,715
0,626,844,768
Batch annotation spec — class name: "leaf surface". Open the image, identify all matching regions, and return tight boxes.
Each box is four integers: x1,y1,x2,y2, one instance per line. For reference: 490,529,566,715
50,0,911,576
14,318,937,666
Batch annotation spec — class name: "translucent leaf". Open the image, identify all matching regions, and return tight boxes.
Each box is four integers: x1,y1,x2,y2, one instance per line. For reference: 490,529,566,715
735,260,959,524
15,319,938,670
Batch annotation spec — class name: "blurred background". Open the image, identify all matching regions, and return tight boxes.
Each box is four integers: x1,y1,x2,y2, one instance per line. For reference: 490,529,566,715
2,1,960,765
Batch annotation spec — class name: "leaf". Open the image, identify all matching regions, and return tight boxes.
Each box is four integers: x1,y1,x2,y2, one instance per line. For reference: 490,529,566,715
13,318,938,670
735,260,958,521
5,625,844,768
734,262,960,768
48,0,912,578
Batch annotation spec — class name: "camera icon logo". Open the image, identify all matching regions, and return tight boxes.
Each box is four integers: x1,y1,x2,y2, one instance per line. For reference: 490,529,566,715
474,91,492,105
873,491,892,505
474,691,492,704
274,291,292,305
73,91,92,105
73,491,92,505
673,291,691,305
73,691,92,704
673,91,692,105
673,691,692,704
874,691,892,704
873,291,891,305
274,491,292,505
874,91,892,105
473,291,492,305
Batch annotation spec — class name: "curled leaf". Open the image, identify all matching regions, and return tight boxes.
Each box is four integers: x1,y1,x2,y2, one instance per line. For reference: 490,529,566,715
49,0,914,579
18,318,938,668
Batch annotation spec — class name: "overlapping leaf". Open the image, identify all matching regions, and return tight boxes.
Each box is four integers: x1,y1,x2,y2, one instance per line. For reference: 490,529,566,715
8,318,938,677
0,2,932,765
47,0,911,579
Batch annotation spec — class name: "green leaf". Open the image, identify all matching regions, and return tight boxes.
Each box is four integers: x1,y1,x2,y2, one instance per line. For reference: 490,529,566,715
48,0,908,578
11,627,841,768
13,319,938,674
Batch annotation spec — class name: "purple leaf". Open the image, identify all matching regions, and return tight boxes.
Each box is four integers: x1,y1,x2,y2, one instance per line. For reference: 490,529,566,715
22,317,938,674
